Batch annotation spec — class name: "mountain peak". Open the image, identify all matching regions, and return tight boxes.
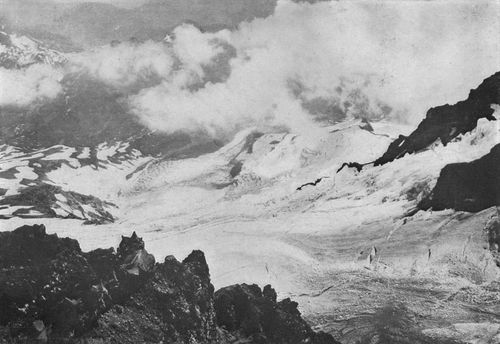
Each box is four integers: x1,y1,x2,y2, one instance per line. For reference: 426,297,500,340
374,71,500,166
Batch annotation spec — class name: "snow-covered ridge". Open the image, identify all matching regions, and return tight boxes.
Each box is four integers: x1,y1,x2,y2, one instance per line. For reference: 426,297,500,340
126,119,412,193
0,31,67,69
0,142,152,223
124,120,394,192
1,107,496,227
118,110,498,233
316,110,499,219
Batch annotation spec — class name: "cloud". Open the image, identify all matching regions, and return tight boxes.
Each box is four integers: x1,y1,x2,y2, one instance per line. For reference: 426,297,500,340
127,0,500,138
66,25,234,90
68,40,175,88
171,24,227,73
5,0,498,139
0,64,63,107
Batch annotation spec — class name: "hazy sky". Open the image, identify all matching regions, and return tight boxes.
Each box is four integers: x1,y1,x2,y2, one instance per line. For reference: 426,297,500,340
0,0,149,9
50,0,149,8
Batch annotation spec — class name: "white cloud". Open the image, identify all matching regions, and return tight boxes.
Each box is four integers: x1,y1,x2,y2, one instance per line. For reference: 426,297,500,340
172,24,228,75
0,64,63,107
6,0,497,138
68,40,175,88
128,0,500,137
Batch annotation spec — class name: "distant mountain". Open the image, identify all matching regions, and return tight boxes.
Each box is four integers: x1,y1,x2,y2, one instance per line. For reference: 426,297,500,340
0,30,66,68
1,0,278,49
0,29,220,156
0,29,223,223
0,71,222,155
138,0,277,31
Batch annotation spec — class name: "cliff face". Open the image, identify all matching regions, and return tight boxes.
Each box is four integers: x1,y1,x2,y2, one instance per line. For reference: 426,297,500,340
419,144,500,212
0,224,339,344
358,71,500,214
374,72,500,166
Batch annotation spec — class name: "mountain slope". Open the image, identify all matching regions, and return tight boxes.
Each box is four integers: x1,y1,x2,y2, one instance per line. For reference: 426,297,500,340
374,72,500,166
0,143,150,223
1,33,499,342
1,0,278,48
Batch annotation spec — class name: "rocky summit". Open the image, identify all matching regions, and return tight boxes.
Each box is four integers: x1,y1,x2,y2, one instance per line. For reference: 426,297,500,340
0,224,339,344
215,284,337,344
374,71,500,166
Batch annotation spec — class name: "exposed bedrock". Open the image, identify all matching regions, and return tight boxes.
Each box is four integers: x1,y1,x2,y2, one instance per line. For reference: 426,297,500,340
215,283,339,344
0,184,115,224
0,224,339,344
419,144,500,212
374,71,499,166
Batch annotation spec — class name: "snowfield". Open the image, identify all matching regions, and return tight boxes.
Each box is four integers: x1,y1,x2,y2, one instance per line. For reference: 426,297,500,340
0,143,151,221
1,111,499,343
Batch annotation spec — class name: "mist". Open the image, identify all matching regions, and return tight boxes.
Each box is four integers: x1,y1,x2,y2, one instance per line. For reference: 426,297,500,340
127,0,500,136
2,0,499,139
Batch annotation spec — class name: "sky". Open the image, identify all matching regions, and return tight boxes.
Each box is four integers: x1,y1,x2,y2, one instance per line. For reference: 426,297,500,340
49,0,148,8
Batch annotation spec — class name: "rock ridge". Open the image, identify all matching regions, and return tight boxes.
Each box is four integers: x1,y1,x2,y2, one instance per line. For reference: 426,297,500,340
0,224,340,344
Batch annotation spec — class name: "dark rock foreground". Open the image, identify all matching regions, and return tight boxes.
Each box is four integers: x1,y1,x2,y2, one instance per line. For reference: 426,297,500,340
0,224,339,344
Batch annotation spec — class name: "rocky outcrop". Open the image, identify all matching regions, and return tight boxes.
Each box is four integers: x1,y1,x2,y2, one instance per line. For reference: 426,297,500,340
374,71,500,166
487,219,500,267
0,224,339,344
215,284,340,344
419,144,500,212
0,184,116,224
0,225,154,342
336,162,364,173
87,250,219,344
297,177,329,191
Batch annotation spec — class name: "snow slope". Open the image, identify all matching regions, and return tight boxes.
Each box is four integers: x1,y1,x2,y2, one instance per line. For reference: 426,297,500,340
0,143,151,222
0,111,498,342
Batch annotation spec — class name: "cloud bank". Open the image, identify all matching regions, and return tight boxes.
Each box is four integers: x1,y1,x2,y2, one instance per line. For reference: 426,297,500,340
127,0,500,136
2,0,499,139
